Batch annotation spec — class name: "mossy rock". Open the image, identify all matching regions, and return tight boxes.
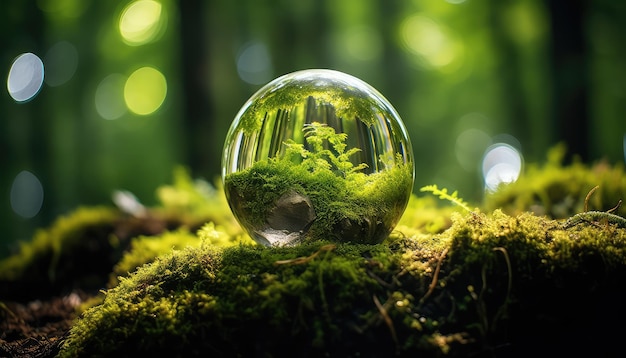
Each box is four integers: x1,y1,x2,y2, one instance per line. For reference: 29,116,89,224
58,210,626,357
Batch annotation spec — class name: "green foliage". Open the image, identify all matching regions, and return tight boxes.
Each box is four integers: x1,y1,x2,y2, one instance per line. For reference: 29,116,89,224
419,184,472,212
110,228,201,285
483,144,626,219
284,122,369,178
7,152,626,356
9,142,626,357
0,206,120,282
562,210,626,229
196,221,255,246
155,166,243,237
225,122,413,244
58,203,626,357
239,83,384,134
110,223,255,287
0,167,250,301
394,194,459,236
59,241,417,357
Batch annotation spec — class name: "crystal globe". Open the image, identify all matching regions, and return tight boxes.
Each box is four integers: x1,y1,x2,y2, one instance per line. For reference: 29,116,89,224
222,69,414,246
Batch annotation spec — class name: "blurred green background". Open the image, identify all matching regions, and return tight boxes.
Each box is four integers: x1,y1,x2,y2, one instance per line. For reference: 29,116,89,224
1,0,625,257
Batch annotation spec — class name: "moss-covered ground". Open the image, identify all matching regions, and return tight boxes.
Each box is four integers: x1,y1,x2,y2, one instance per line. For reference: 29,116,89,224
2,147,626,357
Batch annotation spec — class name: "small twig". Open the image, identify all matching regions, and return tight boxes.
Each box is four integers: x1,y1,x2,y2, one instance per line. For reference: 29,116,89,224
366,270,396,289
420,247,449,303
492,247,512,300
563,185,626,229
477,264,489,335
563,211,626,229
490,247,513,331
608,199,622,214
0,301,18,320
584,185,600,212
273,244,336,265
373,294,398,346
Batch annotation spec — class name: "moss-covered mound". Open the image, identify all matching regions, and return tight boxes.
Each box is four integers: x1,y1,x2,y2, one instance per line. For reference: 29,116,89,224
3,149,626,357
0,167,240,302
483,144,626,219
58,210,626,357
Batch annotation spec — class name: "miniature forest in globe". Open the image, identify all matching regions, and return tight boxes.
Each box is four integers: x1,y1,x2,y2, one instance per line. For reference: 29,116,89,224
221,70,415,246
224,120,413,245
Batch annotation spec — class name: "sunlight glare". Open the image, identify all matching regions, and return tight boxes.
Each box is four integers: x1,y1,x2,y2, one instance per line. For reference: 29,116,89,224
119,0,166,46
96,74,127,120
482,143,523,192
124,67,167,116
7,53,45,103
236,41,273,85
400,14,463,71
334,25,382,62
10,170,44,219
455,128,492,172
44,41,79,87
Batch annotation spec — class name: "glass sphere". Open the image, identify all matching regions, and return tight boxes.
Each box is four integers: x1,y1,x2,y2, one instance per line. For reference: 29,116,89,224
222,69,414,246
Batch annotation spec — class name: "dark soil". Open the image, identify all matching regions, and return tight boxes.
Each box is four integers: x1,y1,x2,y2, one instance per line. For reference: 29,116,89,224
0,212,205,358
0,290,93,358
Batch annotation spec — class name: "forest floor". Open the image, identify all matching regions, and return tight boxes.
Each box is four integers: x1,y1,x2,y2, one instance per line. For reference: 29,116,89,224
0,205,195,358
0,290,94,358
2,159,626,357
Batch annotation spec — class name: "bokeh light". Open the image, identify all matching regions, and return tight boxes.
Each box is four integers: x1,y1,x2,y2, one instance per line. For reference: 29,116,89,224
455,128,492,172
482,143,523,192
44,41,79,87
400,14,464,71
95,74,127,120
119,0,166,46
10,170,44,219
332,25,382,63
236,41,273,85
112,190,146,217
124,66,167,115
7,53,45,103
37,0,89,19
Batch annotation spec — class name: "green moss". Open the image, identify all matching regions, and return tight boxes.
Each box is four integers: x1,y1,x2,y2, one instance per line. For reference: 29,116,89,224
484,143,626,218
110,223,255,287
59,207,626,357
0,166,245,301
390,195,458,242
0,206,119,282
7,145,626,356
109,228,200,285
155,166,244,237
59,240,430,357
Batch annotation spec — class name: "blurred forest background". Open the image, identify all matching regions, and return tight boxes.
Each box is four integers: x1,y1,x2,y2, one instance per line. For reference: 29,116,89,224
1,0,625,257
